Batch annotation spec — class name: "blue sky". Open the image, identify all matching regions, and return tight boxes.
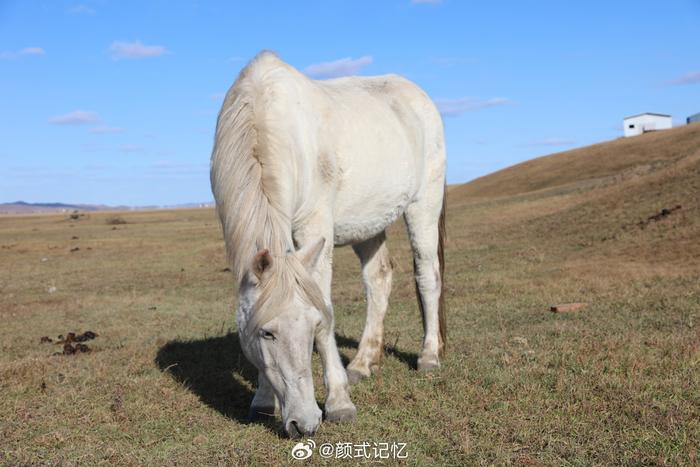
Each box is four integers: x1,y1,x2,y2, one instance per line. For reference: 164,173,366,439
1,0,699,206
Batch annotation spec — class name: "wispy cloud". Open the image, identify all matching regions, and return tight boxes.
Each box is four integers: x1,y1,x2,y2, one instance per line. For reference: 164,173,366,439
524,138,576,147
435,97,511,117
49,110,100,125
0,47,45,60
305,55,373,79
81,142,106,152
150,160,179,169
109,40,167,60
89,126,124,134
84,164,110,171
119,144,143,153
69,4,95,15
7,167,77,179
669,70,700,85
209,92,226,101
20,47,45,56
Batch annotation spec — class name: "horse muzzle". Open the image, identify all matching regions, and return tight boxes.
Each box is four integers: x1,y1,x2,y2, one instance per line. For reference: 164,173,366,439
284,411,322,438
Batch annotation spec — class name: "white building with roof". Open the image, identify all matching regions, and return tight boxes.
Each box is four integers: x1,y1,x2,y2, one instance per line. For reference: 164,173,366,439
623,113,672,137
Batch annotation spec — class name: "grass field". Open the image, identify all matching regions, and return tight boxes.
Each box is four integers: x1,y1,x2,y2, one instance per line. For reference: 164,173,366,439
2,125,699,465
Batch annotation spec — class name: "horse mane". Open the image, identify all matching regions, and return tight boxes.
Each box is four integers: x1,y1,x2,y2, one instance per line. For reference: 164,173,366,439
210,51,329,332
246,254,328,335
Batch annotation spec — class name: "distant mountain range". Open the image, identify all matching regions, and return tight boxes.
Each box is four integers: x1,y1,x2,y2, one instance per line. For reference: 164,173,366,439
0,200,215,214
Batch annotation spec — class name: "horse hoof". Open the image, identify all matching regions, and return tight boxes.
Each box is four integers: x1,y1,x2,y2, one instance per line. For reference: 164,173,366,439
248,406,276,422
417,357,440,373
346,368,368,385
325,405,357,423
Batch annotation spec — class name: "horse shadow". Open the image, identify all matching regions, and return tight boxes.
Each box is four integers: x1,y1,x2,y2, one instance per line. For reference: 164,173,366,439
154,331,419,430
155,332,263,426
334,333,419,370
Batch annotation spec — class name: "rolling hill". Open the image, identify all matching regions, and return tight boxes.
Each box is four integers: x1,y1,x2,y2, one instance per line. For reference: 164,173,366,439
451,123,700,201
448,123,700,276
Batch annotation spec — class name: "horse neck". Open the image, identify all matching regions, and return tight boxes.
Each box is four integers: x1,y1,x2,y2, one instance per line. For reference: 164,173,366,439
213,56,311,280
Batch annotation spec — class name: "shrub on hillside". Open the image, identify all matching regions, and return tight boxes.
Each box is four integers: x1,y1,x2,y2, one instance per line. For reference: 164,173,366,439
105,216,127,225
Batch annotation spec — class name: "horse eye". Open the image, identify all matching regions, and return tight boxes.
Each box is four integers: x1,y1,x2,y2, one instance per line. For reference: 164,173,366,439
260,330,276,341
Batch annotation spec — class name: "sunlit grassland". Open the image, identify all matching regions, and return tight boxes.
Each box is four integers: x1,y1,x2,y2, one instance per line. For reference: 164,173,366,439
1,125,699,464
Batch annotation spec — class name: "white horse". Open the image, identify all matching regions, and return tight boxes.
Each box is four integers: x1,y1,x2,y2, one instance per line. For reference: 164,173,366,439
210,51,446,438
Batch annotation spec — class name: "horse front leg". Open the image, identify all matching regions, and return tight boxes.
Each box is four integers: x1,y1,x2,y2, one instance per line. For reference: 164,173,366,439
295,225,357,423
315,309,357,423
315,244,357,423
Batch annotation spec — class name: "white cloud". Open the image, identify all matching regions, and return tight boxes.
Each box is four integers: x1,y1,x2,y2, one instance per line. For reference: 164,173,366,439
525,138,576,147
109,40,167,60
89,126,124,134
0,47,45,59
151,160,178,169
305,55,373,79
435,97,511,117
119,144,143,153
84,164,110,171
69,4,95,15
49,110,100,125
669,71,700,85
81,142,106,152
20,47,45,56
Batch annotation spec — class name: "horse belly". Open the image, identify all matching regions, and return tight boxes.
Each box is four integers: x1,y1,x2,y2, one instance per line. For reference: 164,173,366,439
332,189,412,245
329,143,420,246
318,81,426,245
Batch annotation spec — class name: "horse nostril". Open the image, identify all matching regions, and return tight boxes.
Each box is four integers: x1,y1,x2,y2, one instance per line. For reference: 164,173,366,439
288,420,302,438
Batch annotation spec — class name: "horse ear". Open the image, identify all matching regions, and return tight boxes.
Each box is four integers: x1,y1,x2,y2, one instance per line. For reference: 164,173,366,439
252,249,273,280
297,237,325,272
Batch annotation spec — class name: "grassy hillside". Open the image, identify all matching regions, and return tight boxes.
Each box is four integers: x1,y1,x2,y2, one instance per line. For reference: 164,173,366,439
451,124,700,275
452,123,700,201
1,126,699,465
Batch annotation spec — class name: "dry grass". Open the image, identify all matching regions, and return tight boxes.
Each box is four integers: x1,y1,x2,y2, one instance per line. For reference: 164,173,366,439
1,126,699,465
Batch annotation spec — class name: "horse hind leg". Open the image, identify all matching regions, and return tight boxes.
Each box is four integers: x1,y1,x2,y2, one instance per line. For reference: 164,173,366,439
346,231,393,385
404,187,446,372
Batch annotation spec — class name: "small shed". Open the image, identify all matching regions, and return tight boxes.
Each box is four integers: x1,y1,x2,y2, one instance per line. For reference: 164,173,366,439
687,113,700,125
623,113,672,137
